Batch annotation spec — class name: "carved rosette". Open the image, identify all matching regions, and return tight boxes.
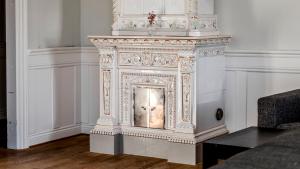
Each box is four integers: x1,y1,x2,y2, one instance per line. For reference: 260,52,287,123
178,55,195,126
99,47,115,68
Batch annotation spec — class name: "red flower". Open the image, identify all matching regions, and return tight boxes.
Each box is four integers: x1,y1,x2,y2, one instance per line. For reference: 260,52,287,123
148,12,156,25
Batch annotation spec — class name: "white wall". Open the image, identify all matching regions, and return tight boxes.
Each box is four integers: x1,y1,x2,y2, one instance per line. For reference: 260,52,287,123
28,0,81,49
215,0,300,132
215,0,300,50
27,0,82,146
26,0,105,145
81,0,112,46
80,0,112,132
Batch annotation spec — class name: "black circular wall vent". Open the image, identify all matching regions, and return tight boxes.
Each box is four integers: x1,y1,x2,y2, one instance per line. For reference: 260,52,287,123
216,108,224,121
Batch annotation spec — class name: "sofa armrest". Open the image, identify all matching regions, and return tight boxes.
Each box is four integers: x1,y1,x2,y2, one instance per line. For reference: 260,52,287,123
258,89,300,128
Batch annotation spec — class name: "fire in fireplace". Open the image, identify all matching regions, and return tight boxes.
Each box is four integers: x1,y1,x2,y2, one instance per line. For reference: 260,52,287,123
133,86,165,129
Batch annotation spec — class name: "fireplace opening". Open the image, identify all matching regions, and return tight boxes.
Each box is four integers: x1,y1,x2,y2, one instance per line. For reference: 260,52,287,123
133,86,165,129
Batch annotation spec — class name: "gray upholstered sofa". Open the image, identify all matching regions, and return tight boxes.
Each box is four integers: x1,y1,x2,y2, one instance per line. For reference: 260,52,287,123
211,89,300,169
258,89,300,129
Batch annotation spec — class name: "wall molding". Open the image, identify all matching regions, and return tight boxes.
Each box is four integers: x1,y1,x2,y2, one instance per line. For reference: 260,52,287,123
226,50,300,58
29,125,81,146
81,124,94,134
225,50,300,73
15,0,29,149
28,48,82,69
28,47,83,56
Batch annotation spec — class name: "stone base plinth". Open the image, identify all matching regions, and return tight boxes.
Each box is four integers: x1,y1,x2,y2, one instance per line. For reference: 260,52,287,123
90,134,122,155
90,134,202,165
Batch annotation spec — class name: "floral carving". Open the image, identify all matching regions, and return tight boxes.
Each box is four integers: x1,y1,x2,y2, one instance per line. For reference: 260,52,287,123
103,70,111,116
90,36,231,48
198,47,225,57
119,52,178,67
182,74,192,122
179,56,195,73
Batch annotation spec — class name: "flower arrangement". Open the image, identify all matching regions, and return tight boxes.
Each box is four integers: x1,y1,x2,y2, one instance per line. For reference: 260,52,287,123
191,16,200,30
148,11,157,26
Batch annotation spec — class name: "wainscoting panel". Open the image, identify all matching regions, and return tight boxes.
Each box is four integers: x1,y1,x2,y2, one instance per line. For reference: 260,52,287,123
28,48,81,146
28,68,53,136
53,66,77,129
225,50,300,132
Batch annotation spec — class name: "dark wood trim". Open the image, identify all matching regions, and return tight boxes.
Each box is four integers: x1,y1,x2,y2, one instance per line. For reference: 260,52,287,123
0,0,7,149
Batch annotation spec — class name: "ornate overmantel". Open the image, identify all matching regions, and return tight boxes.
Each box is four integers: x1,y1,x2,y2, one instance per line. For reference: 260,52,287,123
112,0,219,36
89,35,231,164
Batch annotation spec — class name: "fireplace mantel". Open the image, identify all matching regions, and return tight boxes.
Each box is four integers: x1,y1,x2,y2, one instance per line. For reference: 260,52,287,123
89,35,231,165
89,35,231,46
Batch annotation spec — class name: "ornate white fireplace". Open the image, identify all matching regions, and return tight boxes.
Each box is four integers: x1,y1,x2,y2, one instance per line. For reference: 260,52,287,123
89,0,231,165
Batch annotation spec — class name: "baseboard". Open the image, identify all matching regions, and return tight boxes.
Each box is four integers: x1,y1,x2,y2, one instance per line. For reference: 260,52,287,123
29,125,81,146
81,124,94,134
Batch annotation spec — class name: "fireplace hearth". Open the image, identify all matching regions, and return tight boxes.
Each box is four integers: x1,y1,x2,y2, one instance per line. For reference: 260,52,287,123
133,86,165,129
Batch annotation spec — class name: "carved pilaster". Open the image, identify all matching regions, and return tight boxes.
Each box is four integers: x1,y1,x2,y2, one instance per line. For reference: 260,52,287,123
103,70,111,116
97,47,118,126
177,52,196,132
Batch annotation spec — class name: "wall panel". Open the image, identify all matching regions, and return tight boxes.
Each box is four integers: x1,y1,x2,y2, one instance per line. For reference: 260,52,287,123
225,50,300,132
28,48,81,146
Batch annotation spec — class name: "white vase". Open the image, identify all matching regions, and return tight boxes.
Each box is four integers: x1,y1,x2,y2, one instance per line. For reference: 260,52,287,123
147,25,156,36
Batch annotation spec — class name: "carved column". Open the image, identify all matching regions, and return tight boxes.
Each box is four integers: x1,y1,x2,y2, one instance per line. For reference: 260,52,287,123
97,47,118,127
176,51,196,134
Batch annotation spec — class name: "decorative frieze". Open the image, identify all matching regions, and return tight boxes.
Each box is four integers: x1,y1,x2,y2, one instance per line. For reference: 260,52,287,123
89,36,231,48
198,46,225,57
119,52,178,67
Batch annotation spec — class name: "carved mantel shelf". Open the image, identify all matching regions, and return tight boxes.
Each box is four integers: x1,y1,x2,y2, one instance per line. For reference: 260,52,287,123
89,35,232,47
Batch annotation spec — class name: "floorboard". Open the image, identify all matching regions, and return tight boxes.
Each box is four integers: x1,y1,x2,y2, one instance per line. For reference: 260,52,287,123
0,135,202,169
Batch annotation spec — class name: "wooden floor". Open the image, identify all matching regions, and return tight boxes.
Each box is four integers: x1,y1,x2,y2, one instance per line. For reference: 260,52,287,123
0,135,202,169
